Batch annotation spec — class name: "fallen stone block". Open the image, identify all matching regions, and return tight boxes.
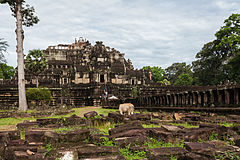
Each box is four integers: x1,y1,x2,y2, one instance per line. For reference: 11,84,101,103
84,111,98,119
147,147,187,160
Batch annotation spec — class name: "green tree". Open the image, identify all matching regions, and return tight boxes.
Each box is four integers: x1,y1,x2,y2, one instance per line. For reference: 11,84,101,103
225,54,240,83
165,62,192,85
25,49,47,88
215,13,240,57
192,40,227,85
0,0,39,111
0,63,15,79
192,14,240,86
142,66,165,83
0,38,8,64
26,88,52,107
174,73,193,86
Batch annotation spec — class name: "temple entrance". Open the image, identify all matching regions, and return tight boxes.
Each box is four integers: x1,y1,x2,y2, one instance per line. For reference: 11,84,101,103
100,74,105,83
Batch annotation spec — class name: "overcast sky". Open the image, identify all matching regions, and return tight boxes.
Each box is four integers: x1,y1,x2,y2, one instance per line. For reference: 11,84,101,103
0,0,240,69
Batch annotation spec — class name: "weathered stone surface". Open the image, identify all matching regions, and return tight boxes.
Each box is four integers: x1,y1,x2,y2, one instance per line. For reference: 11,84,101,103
79,155,126,160
110,129,146,139
84,111,98,118
16,121,39,130
178,152,209,160
147,128,173,142
59,129,90,142
13,151,28,160
108,112,124,123
109,121,143,136
25,128,55,143
185,142,215,152
36,118,59,126
114,135,148,147
147,147,187,160
76,145,121,158
184,128,216,142
161,125,182,132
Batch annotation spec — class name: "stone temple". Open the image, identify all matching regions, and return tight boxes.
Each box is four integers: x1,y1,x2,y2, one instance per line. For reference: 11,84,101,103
0,38,239,109
25,37,151,86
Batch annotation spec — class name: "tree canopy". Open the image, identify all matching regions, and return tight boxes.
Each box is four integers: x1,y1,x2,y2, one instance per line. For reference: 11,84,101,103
25,49,47,87
142,66,165,83
192,13,240,85
165,62,192,85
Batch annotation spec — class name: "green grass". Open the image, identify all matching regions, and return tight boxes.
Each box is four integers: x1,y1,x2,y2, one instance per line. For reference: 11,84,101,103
144,138,185,149
168,122,199,128
119,145,147,160
142,124,161,128
96,108,118,116
55,126,84,133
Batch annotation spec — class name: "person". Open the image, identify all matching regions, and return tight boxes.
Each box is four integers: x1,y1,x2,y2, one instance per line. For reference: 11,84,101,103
104,89,108,100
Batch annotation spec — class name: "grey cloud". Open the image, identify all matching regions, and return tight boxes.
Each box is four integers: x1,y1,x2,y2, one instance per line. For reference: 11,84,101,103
0,0,240,69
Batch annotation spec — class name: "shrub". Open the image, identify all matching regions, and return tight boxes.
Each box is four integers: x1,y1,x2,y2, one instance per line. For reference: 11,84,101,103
26,88,53,106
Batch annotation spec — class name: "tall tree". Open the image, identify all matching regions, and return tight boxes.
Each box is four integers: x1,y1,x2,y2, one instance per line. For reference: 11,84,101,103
0,38,8,64
142,66,165,83
215,13,240,57
192,40,227,85
25,49,47,88
165,62,192,85
193,14,240,86
0,0,39,111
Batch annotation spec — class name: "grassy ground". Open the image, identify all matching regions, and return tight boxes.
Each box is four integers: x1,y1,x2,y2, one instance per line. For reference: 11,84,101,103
0,107,118,131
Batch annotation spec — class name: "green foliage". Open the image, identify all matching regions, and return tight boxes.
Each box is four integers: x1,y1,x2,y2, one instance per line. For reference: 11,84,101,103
169,122,199,128
25,49,47,87
142,66,165,83
26,88,52,105
132,86,138,98
100,137,116,146
225,54,240,83
165,62,193,84
215,151,240,160
142,124,162,128
0,63,14,79
193,13,240,85
215,14,240,57
174,73,193,86
119,144,146,160
209,132,218,141
158,79,171,85
170,155,177,160
144,138,185,149
0,0,39,27
44,143,53,156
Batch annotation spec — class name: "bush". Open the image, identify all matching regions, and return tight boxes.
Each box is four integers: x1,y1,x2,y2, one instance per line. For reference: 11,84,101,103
26,88,53,106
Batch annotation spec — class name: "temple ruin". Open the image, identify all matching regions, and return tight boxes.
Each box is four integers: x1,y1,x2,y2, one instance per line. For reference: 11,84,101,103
25,37,151,86
0,38,240,110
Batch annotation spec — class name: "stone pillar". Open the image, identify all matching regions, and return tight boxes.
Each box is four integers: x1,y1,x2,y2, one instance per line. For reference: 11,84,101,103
189,92,193,106
173,94,177,107
225,89,230,106
203,92,208,107
192,92,196,106
185,93,189,106
217,90,223,107
234,89,239,106
197,92,202,107
209,91,214,106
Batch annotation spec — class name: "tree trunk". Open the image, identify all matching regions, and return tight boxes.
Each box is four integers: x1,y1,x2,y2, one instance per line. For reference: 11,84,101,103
16,0,28,111
36,75,39,88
